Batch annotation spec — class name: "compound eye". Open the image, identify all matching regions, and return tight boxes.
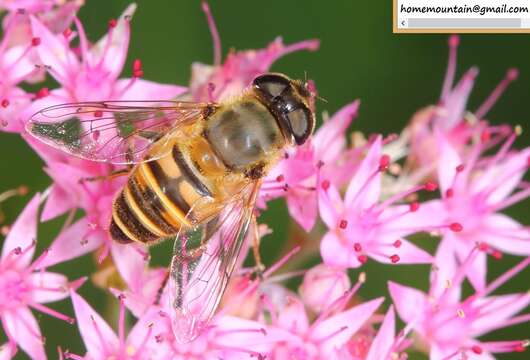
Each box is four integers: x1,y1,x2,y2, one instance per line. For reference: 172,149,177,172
253,74,290,99
286,107,313,145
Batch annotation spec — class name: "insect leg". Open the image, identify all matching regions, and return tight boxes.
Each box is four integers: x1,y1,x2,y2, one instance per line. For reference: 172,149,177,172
250,214,265,280
78,169,130,183
155,269,170,305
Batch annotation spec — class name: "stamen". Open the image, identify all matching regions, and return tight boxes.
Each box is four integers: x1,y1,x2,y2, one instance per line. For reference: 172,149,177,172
441,35,459,100
481,256,530,296
201,2,222,66
30,302,75,324
475,68,519,120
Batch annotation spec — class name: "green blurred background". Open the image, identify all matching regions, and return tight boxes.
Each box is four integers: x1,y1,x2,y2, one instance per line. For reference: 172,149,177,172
1,1,529,358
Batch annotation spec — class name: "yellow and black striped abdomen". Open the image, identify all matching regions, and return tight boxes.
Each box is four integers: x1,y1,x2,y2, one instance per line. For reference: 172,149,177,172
109,138,222,245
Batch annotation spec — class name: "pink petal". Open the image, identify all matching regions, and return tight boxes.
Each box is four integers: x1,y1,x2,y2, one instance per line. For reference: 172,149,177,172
215,316,294,351
29,271,69,303
276,297,310,334
41,184,74,221
109,268,166,318
430,235,461,302
344,137,382,209
313,100,360,164
388,281,427,324
434,67,477,130
370,238,433,265
312,297,384,354
471,293,530,337
110,242,147,291
29,16,79,84
366,306,395,360
1,194,40,268
89,4,136,79
2,45,36,84
475,148,530,205
320,232,360,268
480,214,530,256
70,291,119,358
436,131,462,195
38,218,104,269
3,307,46,360
115,78,187,101
0,342,17,360
318,183,343,229
286,188,317,232
455,243,487,292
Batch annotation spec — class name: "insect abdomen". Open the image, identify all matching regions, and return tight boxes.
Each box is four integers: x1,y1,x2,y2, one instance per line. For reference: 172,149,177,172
110,140,217,245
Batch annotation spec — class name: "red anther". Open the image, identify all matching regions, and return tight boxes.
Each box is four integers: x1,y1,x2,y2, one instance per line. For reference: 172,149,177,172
108,18,117,28
448,34,459,47
471,346,483,354
480,129,491,143
353,243,362,252
514,344,526,352
393,239,402,248
321,180,330,190
526,156,530,168
456,164,465,172
13,246,21,255
31,37,41,46
449,222,463,232
492,250,503,260
118,293,126,301
1,99,9,108
133,69,144,78
316,160,325,168
507,68,519,81
378,154,391,171
390,254,400,264
63,28,72,38
339,219,348,229
446,188,454,198
478,243,489,252
276,175,284,182
357,255,368,264
409,202,420,212
94,110,103,118
133,59,142,71
424,181,438,192
36,87,49,99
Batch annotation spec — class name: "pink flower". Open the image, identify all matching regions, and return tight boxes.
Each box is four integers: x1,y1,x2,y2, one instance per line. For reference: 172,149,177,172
319,136,442,268
299,264,351,313
425,131,530,290
0,13,41,132
0,194,78,360
264,274,384,359
188,3,319,102
261,100,361,231
65,292,165,360
407,35,517,175
21,4,185,131
389,253,530,359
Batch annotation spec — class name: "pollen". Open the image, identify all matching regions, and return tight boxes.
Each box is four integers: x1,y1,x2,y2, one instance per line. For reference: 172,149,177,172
457,308,465,318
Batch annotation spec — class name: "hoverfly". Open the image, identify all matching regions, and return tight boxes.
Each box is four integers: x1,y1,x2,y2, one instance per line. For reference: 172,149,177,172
27,73,316,342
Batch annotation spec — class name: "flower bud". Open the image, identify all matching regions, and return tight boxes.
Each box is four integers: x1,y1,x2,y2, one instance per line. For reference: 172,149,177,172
299,264,351,313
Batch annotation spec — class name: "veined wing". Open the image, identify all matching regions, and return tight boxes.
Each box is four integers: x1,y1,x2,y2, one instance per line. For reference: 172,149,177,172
26,100,214,165
168,181,260,343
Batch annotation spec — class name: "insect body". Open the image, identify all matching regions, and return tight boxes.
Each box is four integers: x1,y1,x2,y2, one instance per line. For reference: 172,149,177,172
27,73,315,342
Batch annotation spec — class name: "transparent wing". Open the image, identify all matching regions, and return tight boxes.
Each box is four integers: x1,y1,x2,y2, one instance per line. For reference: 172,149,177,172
26,100,214,165
168,181,260,343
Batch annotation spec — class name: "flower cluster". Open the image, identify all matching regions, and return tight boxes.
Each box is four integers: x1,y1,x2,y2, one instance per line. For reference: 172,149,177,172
0,3,529,360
